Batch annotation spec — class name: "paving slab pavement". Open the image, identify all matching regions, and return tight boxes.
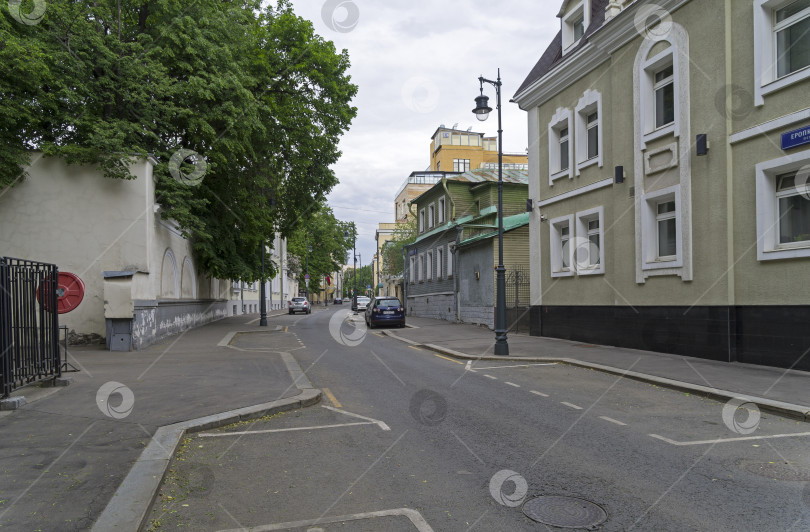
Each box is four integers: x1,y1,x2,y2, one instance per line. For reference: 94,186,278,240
390,316,810,417
0,312,309,532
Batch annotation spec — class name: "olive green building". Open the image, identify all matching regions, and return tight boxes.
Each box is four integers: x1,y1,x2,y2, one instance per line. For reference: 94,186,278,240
513,0,810,369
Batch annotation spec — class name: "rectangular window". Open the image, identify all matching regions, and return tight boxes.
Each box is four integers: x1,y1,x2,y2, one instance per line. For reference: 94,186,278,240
550,215,575,277
586,112,599,159
418,253,424,281
560,224,571,269
559,127,570,171
654,65,675,129
776,0,810,78
656,200,677,259
419,208,425,232
453,159,471,172
409,256,415,284
777,172,810,245
447,244,454,277
438,197,446,223
573,15,585,41
437,247,444,279
587,219,600,266
428,204,435,228
426,251,433,281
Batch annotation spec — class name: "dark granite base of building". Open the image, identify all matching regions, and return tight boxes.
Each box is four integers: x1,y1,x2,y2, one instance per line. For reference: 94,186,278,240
529,305,810,372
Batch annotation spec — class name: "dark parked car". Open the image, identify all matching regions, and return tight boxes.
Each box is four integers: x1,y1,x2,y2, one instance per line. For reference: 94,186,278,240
288,297,311,314
364,297,405,328
334,298,343,305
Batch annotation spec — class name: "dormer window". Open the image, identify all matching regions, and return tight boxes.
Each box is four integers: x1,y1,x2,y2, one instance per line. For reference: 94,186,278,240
561,1,590,54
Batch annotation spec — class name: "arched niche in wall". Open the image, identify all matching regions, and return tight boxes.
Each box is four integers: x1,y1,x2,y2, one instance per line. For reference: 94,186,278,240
160,248,179,299
181,256,196,299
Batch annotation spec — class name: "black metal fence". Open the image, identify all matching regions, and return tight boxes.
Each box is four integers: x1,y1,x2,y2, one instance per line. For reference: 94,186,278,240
505,265,531,333
0,257,61,397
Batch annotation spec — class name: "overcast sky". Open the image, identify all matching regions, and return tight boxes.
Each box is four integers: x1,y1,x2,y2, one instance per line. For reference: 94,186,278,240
288,0,560,266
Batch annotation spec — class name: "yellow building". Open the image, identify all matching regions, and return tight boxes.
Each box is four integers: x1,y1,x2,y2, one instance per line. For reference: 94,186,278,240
429,125,528,173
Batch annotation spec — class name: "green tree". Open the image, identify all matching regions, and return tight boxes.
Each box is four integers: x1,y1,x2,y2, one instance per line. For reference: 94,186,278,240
0,0,357,282
344,264,373,298
380,219,418,278
287,206,353,296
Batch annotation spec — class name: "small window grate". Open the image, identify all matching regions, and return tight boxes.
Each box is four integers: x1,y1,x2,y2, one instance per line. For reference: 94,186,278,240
629,186,635,197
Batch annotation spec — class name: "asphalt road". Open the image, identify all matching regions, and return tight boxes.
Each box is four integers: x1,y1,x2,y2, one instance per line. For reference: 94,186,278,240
149,307,810,531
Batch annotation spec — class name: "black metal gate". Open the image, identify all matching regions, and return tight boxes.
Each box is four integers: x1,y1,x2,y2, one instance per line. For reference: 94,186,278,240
505,265,531,333
0,257,61,397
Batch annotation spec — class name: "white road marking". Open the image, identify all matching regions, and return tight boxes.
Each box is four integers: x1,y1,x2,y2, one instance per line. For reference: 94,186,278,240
471,363,557,370
484,375,497,380
322,405,391,431
561,402,583,410
199,422,375,437
599,416,627,426
649,431,810,446
465,360,472,371
505,382,520,388
216,508,434,532
530,390,549,397
217,331,237,347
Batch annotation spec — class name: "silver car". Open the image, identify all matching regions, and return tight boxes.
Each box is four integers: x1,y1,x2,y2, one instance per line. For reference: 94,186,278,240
288,297,311,314
354,296,370,312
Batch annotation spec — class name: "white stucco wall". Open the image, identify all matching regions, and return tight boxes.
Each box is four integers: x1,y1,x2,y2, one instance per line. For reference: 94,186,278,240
0,154,231,340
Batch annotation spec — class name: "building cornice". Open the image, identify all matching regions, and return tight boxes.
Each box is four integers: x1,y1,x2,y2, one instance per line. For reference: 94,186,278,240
514,0,692,110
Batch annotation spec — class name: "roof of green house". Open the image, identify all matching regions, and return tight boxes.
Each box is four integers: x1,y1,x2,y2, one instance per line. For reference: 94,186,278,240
458,212,530,247
410,168,529,205
452,168,528,185
410,214,474,246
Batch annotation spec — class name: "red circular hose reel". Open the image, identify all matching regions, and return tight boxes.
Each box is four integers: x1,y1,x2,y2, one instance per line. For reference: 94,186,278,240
37,272,85,314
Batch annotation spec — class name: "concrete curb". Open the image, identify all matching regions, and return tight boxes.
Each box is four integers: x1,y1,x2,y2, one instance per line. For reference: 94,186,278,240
381,330,810,422
91,388,322,531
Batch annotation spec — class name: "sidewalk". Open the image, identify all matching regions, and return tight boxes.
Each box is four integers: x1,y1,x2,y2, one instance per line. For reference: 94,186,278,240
387,316,810,419
0,312,313,532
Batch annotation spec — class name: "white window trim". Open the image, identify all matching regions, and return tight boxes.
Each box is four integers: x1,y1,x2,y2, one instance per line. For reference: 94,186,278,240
438,196,446,223
633,23,693,283
641,185,684,271
754,0,810,106
409,256,416,284
756,150,810,260
640,47,678,146
428,204,435,228
548,107,574,185
419,208,425,233
549,214,575,278
426,250,433,281
575,89,603,175
574,206,605,275
447,244,454,277
418,253,424,282
561,1,590,55
437,247,444,279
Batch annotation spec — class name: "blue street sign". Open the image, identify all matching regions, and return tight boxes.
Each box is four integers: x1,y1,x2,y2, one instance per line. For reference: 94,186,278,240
367,285,372,289
782,125,810,150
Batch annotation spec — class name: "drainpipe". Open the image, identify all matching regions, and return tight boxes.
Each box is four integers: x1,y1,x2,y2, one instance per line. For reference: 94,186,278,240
441,177,456,220
724,0,737,362
455,226,462,322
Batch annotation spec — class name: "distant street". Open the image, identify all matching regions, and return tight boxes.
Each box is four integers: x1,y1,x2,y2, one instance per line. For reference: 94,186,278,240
148,307,810,531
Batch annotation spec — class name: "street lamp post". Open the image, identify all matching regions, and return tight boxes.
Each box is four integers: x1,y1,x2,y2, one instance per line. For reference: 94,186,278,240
305,235,311,302
357,253,362,296
473,69,509,356
259,242,268,326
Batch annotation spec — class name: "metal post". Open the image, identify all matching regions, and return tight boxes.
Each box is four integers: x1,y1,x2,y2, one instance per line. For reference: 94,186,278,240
474,70,510,356
305,235,310,302
259,243,267,326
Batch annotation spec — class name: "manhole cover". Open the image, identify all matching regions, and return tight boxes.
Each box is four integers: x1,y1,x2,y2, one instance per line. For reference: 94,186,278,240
523,496,607,529
741,461,810,481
